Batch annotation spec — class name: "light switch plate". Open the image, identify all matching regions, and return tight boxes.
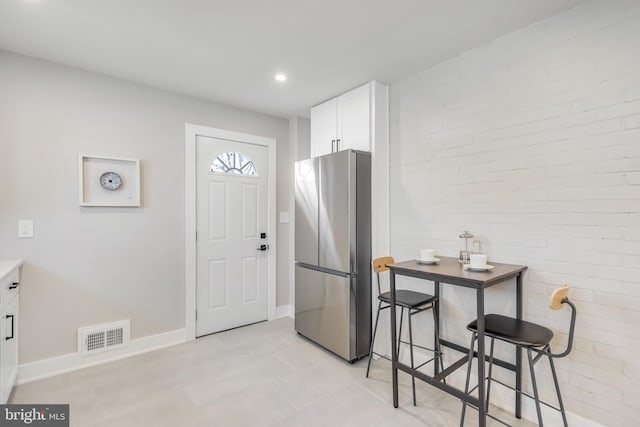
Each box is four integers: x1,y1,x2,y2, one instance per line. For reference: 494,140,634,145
19,220,34,238
279,212,290,223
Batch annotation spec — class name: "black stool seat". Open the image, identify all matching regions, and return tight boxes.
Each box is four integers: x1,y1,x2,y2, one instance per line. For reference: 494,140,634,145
379,290,436,309
467,314,554,347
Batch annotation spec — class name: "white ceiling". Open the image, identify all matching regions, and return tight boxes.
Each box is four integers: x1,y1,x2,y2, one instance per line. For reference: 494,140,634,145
0,0,584,118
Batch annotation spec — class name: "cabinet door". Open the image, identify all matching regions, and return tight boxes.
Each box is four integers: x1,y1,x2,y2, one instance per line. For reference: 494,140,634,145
0,295,18,404
310,98,337,158
337,83,371,152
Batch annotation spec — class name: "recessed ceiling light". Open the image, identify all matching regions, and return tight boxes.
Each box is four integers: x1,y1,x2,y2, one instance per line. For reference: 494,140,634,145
274,74,287,82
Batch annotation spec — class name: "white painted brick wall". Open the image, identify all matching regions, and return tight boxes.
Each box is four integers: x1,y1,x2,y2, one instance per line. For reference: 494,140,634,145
389,1,640,425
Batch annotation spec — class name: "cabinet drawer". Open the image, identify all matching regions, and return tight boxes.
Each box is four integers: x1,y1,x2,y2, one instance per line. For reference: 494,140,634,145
0,268,20,313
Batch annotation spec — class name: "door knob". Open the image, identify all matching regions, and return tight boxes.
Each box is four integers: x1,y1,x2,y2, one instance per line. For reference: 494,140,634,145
257,244,270,251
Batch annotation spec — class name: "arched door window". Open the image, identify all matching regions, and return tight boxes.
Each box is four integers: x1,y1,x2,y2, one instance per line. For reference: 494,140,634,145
210,151,258,176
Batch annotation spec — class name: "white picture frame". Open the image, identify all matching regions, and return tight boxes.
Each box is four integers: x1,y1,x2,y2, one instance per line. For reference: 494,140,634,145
79,155,141,207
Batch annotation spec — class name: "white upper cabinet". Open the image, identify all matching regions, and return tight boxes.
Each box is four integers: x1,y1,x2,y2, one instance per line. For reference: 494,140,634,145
310,98,338,158
310,82,372,157
337,84,371,152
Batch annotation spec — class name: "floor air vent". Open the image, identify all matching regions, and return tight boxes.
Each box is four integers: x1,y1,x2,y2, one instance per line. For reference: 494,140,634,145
78,320,130,356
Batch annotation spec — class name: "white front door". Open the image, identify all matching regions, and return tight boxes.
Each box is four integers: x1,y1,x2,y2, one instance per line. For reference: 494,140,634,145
196,135,269,336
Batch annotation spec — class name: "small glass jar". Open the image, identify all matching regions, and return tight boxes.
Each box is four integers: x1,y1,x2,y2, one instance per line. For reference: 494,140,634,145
459,231,474,264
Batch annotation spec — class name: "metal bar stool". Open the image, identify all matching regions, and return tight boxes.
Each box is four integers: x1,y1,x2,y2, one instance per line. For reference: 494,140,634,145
460,285,577,427
366,256,445,406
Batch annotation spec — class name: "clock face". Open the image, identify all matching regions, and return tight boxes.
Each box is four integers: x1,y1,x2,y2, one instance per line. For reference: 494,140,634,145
99,171,123,191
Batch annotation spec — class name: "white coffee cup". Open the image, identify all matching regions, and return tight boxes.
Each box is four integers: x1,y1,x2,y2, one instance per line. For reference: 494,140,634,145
420,249,435,261
470,254,488,267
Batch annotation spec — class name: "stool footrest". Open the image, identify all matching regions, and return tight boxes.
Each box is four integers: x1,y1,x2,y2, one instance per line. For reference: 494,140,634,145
460,402,512,427
371,351,392,363
371,351,437,371
414,357,436,370
435,355,467,382
462,376,563,418
488,378,563,413
398,339,439,354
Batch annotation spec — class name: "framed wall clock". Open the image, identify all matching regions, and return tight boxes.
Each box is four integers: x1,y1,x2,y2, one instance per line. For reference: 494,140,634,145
79,155,141,207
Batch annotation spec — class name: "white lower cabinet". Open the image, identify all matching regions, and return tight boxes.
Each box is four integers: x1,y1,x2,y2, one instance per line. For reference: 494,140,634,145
1,295,18,403
0,260,21,404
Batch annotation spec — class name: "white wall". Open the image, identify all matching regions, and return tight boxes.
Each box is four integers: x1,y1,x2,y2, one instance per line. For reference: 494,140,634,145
287,117,311,310
0,51,291,364
389,1,640,425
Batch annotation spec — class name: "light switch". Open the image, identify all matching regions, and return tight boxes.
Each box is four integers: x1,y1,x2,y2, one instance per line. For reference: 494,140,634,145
279,212,290,224
18,220,34,238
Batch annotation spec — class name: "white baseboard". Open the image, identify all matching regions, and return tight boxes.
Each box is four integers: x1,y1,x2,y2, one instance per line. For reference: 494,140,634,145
17,328,187,385
275,304,294,319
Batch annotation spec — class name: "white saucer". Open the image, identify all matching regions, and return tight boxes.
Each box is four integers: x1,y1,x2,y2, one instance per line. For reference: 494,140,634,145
416,258,440,265
464,264,494,272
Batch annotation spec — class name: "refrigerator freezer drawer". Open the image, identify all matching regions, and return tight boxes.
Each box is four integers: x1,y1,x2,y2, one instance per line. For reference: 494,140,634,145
295,265,355,360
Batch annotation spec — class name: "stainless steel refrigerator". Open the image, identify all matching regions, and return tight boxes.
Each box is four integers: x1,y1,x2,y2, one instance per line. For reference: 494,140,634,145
294,149,371,362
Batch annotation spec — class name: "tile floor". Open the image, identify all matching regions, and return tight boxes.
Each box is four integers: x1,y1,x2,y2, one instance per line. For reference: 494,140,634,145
12,318,534,426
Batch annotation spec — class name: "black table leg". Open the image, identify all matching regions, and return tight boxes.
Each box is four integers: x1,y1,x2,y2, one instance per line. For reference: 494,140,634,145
477,287,486,427
434,280,440,376
390,270,399,408
516,272,523,418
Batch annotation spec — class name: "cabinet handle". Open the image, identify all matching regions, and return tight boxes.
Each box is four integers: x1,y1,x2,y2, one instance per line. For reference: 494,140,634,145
5,315,14,340
331,139,336,153
9,282,19,290
336,139,340,151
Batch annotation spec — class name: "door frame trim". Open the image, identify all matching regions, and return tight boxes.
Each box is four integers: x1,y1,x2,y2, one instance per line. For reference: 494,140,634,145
185,123,277,340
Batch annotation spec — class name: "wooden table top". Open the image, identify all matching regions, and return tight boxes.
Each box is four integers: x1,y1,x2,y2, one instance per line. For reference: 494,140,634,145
388,256,527,287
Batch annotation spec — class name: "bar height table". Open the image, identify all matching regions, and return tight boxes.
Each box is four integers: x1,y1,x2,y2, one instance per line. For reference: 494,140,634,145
387,257,527,427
